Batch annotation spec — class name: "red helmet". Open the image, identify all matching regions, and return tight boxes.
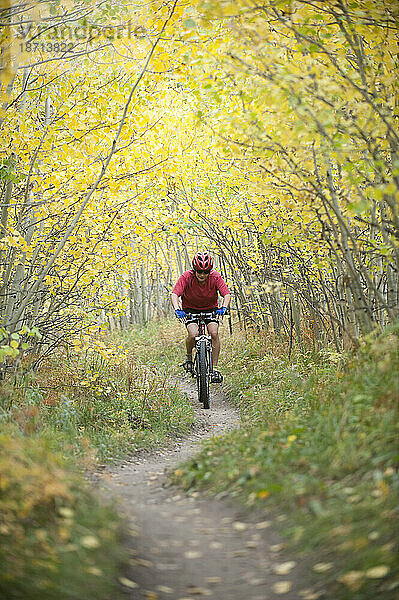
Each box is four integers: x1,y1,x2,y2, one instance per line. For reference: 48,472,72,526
192,251,213,272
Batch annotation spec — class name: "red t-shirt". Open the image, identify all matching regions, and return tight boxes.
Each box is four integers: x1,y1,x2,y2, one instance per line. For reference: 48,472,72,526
172,270,230,311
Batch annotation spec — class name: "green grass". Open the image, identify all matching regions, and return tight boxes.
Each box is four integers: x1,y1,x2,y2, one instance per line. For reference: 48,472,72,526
2,318,397,599
170,323,399,599
0,322,194,599
1,325,193,462
0,423,124,600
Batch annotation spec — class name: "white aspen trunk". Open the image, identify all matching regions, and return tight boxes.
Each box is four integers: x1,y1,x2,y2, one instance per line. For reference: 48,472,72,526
0,177,13,317
319,274,341,351
326,163,374,334
182,242,191,270
129,274,135,325
8,15,175,334
155,264,161,318
174,242,184,275
45,96,51,126
287,284,302,346
379,201,399,320
140,264,147,325
3,191,38,329
271,289,284,335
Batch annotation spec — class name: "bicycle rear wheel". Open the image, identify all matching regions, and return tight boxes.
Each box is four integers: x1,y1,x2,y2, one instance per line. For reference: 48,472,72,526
197,340,210,409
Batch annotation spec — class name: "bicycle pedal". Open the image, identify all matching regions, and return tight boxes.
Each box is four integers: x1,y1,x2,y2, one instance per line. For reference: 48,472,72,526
210,371,223,383
182,359,194,374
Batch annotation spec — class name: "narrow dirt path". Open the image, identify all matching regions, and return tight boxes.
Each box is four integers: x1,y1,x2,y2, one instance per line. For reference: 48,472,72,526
97,377,321,600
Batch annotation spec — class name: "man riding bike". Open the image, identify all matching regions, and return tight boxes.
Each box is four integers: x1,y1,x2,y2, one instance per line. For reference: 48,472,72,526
170,251,231,383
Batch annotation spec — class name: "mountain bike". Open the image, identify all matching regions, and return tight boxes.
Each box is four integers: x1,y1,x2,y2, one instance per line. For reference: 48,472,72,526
184,311,218,410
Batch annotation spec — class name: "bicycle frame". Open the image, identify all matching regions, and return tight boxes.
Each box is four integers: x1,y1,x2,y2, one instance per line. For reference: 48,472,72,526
184,311,218,409
196,316,213,363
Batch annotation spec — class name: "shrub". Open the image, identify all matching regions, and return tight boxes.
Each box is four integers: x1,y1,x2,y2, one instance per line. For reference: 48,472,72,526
173,322,399,599
0,424,124,600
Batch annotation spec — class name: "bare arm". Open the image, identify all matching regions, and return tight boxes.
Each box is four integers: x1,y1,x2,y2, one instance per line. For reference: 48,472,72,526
170,292,181,311
221,293,231,309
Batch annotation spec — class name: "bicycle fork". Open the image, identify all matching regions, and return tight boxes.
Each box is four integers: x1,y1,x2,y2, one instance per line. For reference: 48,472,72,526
194,334,213,376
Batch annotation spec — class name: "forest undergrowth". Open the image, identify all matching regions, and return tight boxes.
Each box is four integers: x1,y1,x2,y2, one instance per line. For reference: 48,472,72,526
164,319,398,600
0,330,193,599
1,319,397,599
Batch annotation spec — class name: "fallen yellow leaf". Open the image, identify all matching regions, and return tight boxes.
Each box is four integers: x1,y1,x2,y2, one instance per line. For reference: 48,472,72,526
184,550,203,559
337,571,364,591
232,521,247,530
273,561,297,575
186,586,212,595
312,562,333,573
156,585,174,593
365,565,390,579
80,535,100,549
257,490,270,499
58,507,74,519
298,590,323,600
273,581,292,594
118,577,138,589
270,543,285,552
256,520,271,529
205,577,222,584
143,592,159,600
86,567,103,576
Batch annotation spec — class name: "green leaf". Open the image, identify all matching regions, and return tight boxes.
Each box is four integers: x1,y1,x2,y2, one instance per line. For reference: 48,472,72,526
29,326,42,339
0,345,17,357
18,325,30,335
184,18,196,29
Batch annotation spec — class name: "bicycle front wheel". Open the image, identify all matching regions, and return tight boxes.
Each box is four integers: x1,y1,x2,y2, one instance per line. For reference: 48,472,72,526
197,340,210,409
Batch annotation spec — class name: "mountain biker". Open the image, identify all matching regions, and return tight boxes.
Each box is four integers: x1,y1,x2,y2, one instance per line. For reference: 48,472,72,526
170,251,231,383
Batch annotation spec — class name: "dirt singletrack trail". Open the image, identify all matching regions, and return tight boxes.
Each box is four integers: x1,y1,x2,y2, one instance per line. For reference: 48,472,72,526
98,377,321,600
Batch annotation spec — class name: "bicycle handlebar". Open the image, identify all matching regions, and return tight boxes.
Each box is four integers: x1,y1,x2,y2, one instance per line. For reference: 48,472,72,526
184,310,218,321
175,309,229,322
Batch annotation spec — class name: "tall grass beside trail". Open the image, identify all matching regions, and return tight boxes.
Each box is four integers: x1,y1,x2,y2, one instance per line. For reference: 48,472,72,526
0,424,124,600
171,322,399,600
120,318,187,371
0,325,193,599
2,327,193,462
